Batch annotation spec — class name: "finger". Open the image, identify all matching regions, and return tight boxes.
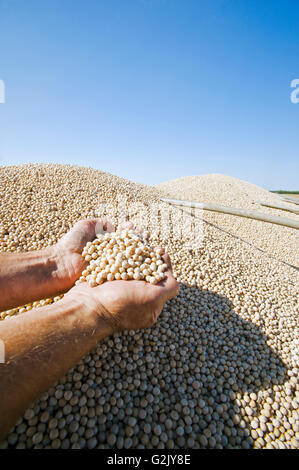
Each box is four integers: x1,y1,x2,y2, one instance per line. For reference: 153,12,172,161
102,219,115,233
70,219,99,245
162,272,180,301
121,221,135,230
94,219,104,237
161,252,173,272
95,218,115,237
148,266,179,304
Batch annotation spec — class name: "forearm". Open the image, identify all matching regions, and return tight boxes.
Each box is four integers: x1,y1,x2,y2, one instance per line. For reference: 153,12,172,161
0,296,112,440
0,248,64,311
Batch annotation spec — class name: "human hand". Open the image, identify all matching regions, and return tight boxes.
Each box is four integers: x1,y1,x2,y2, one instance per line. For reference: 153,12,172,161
52,218,115,291
66,248,179,333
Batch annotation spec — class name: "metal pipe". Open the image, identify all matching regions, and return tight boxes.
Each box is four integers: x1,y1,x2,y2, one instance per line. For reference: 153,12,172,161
161,198,299,230
254,201,299,215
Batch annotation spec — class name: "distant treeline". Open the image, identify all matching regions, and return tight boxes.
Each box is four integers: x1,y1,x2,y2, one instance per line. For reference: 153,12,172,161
270,190,299,194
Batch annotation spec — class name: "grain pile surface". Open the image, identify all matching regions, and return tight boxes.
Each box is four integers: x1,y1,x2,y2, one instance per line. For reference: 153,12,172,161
156,174,299,267
0,164,298,449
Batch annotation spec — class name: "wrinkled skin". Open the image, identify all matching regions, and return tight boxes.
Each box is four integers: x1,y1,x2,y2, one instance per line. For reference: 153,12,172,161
53,218,115,290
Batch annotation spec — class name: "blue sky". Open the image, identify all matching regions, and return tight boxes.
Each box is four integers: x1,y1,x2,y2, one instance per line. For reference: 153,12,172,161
0,0,298,189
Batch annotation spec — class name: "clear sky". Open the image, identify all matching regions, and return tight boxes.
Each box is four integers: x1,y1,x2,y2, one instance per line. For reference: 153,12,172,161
0,0,298,190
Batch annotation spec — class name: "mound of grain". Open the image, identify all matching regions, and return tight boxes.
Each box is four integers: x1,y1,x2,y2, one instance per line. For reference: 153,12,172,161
0,164,298,449
156,174,299,267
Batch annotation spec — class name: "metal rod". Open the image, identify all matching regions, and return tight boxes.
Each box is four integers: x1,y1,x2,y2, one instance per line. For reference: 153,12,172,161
161,198,299,230
254,201,299,215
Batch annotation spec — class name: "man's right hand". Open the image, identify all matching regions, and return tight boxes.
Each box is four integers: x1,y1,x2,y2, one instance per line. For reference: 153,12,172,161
66,249,179,333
